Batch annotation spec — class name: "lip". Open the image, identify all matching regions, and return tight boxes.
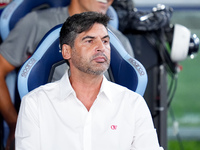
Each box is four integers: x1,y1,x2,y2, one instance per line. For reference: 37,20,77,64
93,53,108,63
93,56,107,63
96,0,107,4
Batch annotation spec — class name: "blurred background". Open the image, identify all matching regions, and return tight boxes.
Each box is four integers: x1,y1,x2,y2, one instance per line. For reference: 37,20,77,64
134,0,200,149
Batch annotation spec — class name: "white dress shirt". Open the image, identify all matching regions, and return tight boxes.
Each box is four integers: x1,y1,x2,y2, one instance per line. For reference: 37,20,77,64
15,71,163,150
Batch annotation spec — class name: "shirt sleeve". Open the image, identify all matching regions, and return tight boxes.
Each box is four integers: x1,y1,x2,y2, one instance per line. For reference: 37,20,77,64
131,95,164,150
0,11,39,67
15,94,40,150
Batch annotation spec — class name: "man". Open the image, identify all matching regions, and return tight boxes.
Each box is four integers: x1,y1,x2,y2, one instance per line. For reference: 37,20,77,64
15,11,163,150
0,0,134,149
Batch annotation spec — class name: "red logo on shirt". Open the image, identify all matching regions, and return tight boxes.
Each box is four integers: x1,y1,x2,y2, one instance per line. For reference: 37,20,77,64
111,125,117,130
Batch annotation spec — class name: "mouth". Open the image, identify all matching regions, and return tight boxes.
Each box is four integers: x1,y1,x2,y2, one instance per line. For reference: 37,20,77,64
93,54,108,63
96,0,107,4
94,57,106,63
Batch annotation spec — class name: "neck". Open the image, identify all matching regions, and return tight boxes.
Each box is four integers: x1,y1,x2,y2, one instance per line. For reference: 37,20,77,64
68,0,84,16
69,71,103,111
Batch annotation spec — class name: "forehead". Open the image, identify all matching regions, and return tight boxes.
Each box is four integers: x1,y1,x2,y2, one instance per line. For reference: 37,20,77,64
77,23,108,39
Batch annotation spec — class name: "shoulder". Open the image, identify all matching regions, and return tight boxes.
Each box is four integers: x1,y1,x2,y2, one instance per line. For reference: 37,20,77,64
36,7,68,15
23,81,59,101
106,80,147,114
107,80,142,100
22,7,68,22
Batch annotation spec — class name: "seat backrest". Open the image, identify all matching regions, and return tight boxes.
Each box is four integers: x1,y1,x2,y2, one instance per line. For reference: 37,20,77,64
17,24,147,98
0,0,118,40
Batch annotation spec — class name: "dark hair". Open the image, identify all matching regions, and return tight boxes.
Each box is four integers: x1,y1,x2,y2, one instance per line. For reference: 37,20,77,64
59,11,110,48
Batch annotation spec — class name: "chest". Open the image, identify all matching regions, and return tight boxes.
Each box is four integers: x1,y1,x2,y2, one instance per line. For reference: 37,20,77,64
38,97,135,150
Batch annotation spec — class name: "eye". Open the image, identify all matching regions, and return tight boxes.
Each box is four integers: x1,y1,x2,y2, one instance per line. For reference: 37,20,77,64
86,40,93,43
103,39,109,44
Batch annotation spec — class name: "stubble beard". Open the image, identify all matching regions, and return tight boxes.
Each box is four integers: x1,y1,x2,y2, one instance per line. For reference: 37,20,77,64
71,51,110,76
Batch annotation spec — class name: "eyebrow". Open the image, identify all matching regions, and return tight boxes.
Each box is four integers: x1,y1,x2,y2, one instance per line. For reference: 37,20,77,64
82,35,110,41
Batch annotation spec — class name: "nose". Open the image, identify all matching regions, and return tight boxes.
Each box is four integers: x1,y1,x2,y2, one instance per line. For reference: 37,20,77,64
96,39,105,52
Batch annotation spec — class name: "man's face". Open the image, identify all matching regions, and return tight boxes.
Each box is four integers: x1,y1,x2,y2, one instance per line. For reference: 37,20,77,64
78,0,113,14
70,23,110,76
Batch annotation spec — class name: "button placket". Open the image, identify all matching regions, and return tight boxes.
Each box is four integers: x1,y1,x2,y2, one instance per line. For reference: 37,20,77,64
83,112,92,150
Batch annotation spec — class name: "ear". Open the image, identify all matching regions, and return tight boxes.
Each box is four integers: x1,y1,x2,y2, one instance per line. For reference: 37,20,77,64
61,44,72,60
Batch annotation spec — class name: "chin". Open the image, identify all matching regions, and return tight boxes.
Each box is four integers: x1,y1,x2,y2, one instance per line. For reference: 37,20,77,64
98,10,107,14
96,7,107,14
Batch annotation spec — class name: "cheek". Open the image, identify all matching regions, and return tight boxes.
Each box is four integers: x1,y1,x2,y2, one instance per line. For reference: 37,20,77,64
106,45,111,53
106,46,111,59
80,1,96,11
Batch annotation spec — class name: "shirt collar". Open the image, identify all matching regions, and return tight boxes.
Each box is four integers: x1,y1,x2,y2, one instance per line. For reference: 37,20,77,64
58,70,112,102
98,76,112,102
59,70,75,101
